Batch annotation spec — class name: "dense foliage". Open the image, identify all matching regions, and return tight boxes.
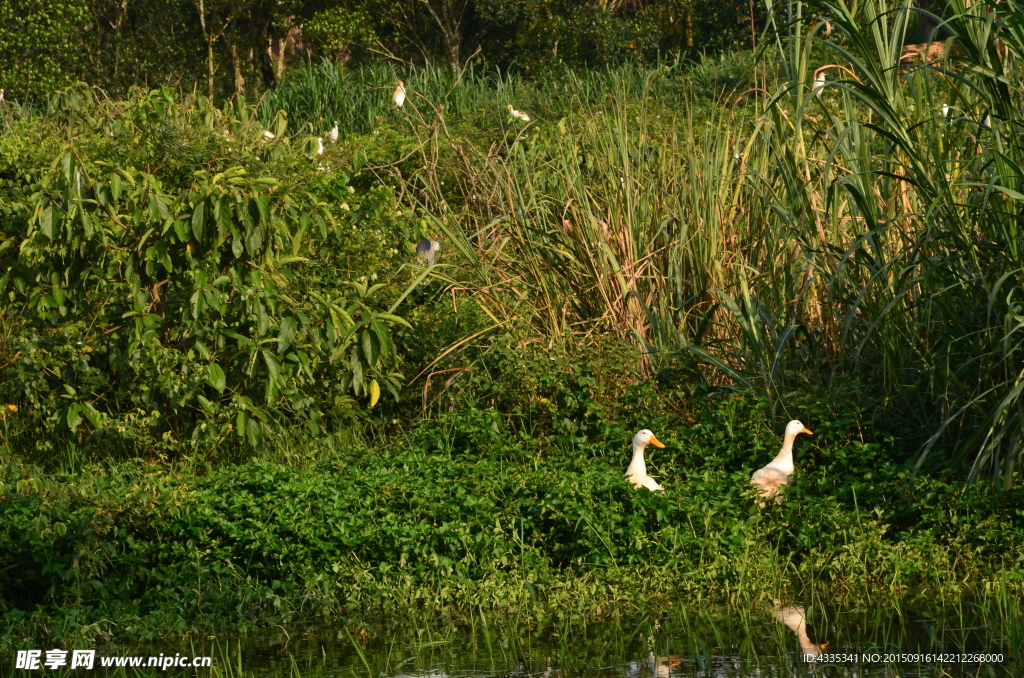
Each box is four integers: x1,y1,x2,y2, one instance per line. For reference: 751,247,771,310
4,383,1023,648
0,0,762,102
0,87,417,456
4,0,1024,652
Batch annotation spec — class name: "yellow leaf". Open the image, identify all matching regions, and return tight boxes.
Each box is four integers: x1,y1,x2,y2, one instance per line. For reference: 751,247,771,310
369,379,380,407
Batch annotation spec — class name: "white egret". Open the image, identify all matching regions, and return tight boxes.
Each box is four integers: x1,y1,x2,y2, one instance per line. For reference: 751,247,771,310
316,137,325,156
507,104,531,121
812,73,826,97
263,130,275,140
329,121,339,143
393,81,406,108
625,429,666,492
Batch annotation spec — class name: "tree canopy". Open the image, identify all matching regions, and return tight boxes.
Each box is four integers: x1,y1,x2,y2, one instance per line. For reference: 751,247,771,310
0,0,762,101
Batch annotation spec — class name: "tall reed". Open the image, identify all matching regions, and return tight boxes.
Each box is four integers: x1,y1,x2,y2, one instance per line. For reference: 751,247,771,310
391,0,1024,486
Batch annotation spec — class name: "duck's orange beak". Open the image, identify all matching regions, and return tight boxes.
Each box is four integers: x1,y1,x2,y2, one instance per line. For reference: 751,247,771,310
801,427,813,435
649,435,665,448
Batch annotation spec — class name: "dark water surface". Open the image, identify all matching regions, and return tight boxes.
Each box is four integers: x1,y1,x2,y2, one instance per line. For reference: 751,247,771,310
8,600,1019,678
212,601,1017,678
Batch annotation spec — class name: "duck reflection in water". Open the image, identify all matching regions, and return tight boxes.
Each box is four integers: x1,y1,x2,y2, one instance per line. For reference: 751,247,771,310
625,653,681,678
771,602,827,659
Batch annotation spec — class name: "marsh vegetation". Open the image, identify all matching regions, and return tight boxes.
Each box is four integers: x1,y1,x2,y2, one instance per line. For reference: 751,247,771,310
1,0,1024,660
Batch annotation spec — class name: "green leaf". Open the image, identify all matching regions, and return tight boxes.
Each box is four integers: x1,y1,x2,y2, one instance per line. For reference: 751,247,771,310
65,404,82,433
278,317,298,352
195,340,212,361
371,320,393,358
154,194,171,220
197,394,216,414
236,410,249,439
373,312,412,329
208,363,226,393
192,202,206,242
262,351,281,403
362,329,379,367
350,346,365,392
174,220,191,242
40,206,54,239
257,193,270,224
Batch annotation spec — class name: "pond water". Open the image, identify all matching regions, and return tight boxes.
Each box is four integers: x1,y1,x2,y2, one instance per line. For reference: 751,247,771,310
208,600,1017,678
10,600,1017,677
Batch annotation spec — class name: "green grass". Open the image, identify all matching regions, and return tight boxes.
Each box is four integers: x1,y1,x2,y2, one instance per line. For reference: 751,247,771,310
3,384,1024,649
255,52,757,142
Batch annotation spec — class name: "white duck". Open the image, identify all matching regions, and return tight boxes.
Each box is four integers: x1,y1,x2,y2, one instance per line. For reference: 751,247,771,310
750,420,812,504
328,121,339,143
625,429,666,491
393,80,406,108
771,603,825,658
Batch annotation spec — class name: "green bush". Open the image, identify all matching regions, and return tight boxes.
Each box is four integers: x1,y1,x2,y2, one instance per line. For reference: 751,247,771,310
0,86,416,459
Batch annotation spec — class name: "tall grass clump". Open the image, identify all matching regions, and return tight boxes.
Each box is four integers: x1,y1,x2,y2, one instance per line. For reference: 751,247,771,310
255,56,743,141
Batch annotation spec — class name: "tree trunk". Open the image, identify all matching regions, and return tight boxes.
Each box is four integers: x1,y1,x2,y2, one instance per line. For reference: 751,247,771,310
196,0,215,100
685,5,694,51
422,0,464,71
255,32,277,88
229,40,245,98
206,39,216,100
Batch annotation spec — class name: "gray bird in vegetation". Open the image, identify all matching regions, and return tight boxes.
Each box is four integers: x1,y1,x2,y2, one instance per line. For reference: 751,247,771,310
416,238,441,267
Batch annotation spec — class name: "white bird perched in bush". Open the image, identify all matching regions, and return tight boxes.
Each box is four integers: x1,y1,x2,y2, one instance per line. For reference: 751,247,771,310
328,121,339,144
507,104,531,121
263,130,275,140
316,137,325,156
811,73,826,97
941,104,949,118
416,238,441,267
393,80,406,107
750,420,812,505
625,429,666,491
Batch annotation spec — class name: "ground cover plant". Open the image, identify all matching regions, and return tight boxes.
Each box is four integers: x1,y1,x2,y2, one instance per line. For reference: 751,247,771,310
2,0,1024,654
3,383,1024,650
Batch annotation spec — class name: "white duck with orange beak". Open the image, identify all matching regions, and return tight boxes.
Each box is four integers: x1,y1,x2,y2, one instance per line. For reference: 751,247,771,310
750,420,812,504
625,429,666,491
